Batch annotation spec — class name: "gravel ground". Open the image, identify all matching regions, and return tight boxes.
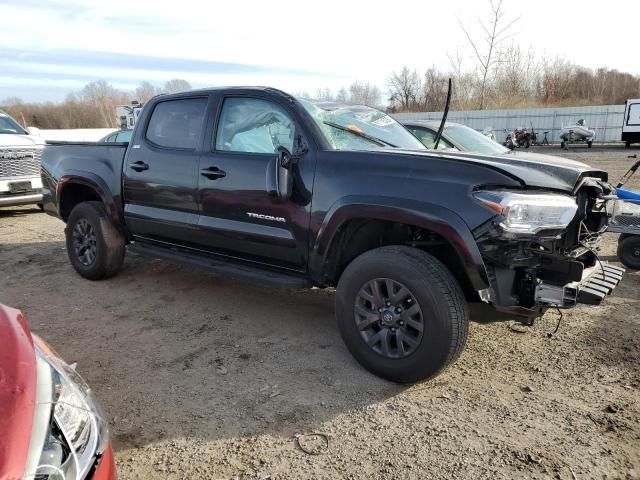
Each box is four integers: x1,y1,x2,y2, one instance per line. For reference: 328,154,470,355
1,146,639,479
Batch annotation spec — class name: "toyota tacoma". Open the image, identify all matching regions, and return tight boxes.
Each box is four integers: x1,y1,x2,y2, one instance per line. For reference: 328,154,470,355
41,87,623,383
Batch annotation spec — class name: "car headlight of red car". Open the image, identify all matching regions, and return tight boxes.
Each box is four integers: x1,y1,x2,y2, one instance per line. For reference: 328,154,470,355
22,336,108,479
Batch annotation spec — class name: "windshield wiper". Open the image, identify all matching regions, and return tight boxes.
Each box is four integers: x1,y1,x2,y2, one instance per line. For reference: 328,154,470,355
323,121,397,148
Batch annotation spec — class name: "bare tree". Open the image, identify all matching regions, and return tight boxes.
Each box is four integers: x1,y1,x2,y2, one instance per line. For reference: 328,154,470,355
78,80,129,127
387,66,421,111
348,82,382,107
163,79,192,94
458,0,519,109
335,87,349,104
135,81,160,102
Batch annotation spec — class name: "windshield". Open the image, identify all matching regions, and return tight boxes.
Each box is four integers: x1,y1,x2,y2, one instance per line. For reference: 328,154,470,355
298,99,425,151
0,111,27,134
444,125,509,155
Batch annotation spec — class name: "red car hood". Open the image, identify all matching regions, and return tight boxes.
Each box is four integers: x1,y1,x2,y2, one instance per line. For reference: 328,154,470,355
0,305,36,480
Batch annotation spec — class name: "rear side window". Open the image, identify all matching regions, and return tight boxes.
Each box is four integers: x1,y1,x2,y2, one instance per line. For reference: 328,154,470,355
146,98,207,149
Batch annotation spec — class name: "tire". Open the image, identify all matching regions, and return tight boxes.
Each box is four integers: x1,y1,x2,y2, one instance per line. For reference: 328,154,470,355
588,141,593,148
524,138,530,148
36,203,44,211
617,235,640,270
561,140,566,149
65,201,125,280
619,233,632,243
335,245,468,384
625,141,630,148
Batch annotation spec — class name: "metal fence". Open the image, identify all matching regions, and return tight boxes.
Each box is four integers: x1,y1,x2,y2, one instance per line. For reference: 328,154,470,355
393,104,626,144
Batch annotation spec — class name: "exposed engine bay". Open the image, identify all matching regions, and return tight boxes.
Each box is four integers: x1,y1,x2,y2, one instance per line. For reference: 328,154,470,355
473,177,624,317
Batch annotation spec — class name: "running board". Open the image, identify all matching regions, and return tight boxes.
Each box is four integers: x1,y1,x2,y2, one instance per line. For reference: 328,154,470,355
128,241,313,289
576,264,625,305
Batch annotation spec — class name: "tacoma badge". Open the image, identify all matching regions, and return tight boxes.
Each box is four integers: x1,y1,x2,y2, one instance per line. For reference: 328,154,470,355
247,212,286,223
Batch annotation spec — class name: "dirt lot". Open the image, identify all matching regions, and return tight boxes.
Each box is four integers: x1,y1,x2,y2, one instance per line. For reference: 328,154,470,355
1,147,639,479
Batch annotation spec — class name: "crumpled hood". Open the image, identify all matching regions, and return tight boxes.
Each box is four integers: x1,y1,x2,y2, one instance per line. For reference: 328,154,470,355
393,148,607,193
0,133,45,148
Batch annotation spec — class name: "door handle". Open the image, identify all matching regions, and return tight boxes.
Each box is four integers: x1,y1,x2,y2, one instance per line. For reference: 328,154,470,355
200,166,226,179
130,160,149,172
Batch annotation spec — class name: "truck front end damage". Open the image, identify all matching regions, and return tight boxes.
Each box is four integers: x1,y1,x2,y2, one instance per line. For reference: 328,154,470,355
473,177,624,317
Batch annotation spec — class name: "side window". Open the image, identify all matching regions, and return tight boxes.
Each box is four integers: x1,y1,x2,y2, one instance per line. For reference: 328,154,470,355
146,98,207,149
408,127,453,150
215,98,295,154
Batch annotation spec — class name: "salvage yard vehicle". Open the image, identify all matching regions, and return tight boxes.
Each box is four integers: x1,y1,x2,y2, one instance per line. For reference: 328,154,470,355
610,160,640,269
622,99,640,148
402,120,508,153
0,304,116,479
41,87,624,383
0,109,45,208
99,129,133,143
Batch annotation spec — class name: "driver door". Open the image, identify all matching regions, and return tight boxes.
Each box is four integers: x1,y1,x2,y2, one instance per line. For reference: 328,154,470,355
196,95,313,271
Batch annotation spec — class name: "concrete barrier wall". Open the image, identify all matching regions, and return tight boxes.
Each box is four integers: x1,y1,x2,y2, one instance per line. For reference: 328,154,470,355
393,104,625,144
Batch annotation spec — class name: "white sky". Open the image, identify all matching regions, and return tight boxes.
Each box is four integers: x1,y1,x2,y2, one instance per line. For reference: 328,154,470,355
0,0,638,102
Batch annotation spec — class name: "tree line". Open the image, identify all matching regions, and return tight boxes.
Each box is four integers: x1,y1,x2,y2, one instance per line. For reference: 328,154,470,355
1,79,192,129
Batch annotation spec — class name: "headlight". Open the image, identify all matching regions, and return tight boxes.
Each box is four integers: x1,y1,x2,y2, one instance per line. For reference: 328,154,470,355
474,190,578,235
22,337,108,480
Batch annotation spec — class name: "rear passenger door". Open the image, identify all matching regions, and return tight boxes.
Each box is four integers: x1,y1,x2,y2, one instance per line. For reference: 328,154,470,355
123,96,209,246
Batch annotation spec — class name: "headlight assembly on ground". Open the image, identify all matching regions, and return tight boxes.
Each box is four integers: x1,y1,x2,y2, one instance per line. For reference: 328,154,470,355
474,190,578,235
22,337,108,480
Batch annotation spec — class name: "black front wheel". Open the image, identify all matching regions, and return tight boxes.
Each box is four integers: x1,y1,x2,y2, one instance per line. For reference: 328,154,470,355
335,246,468,384
65,201,125,280
617,235,640,270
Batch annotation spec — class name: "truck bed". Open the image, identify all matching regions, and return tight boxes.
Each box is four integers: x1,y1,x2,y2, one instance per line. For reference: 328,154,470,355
40,141,128,221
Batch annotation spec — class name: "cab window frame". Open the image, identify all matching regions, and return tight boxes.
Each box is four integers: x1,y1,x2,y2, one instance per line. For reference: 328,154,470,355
144,96,209,151
211,95,299,157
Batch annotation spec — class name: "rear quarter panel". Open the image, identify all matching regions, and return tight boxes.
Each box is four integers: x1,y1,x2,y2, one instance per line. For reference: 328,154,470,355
41,142,128,224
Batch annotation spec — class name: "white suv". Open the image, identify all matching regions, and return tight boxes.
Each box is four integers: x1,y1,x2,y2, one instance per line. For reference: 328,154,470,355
0,110,45,208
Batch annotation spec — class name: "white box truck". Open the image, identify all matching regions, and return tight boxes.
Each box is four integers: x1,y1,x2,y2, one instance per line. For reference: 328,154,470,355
622,99,640,147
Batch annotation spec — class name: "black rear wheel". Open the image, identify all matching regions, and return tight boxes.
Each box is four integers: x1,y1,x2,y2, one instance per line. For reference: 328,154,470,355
65,201,125,280
335,246,468,384
617,235,640,270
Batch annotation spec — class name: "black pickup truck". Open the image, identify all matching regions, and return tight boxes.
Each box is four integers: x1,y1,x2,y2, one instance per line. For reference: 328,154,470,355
41,87,624,383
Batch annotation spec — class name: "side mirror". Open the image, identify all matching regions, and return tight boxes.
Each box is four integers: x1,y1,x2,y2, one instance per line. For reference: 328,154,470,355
266,146,294,202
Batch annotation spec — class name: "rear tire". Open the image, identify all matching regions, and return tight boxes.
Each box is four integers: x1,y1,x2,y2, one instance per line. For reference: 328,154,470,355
65,201,125,280
335,246,468,384
617,235,640,270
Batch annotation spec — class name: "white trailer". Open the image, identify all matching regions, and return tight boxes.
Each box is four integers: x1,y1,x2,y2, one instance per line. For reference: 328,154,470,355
622,99,640,147
115,101,144,130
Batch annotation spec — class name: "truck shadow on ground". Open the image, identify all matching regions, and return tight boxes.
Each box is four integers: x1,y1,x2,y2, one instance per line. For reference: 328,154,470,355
3,239,637,454
0,205,42,218
2,240,410,451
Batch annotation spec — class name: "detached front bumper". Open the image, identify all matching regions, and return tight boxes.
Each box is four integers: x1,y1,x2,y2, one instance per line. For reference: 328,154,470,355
535,262,625,307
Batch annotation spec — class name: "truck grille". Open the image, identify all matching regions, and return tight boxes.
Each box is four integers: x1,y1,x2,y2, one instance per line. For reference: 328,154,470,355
0,148,42,178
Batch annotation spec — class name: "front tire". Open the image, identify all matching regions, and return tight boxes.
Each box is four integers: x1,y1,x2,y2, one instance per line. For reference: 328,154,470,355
617,235,640,270
65,201,125,280
335,246,468,384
